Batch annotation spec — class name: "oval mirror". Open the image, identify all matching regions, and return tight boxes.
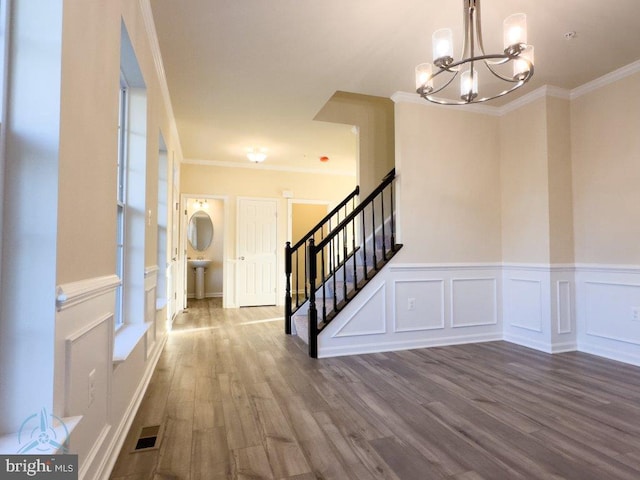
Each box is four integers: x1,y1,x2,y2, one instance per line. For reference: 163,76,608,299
187,210,214,251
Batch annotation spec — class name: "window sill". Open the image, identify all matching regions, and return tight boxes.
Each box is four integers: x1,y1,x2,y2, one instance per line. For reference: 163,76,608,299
113,322,151,366
0,415,82,454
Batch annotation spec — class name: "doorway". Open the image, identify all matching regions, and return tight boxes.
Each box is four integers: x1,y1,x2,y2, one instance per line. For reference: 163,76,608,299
182,195,227,307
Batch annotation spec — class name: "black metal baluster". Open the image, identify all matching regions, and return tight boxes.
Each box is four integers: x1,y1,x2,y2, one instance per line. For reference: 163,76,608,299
304,240,309,301
342,225,348,303
351,217,358,290
295,250,300,308
321,246,326,322
361,210,368,280
390,180,396,249
381,190,387,260
372,200,378,269
331,235,340,312
308,239,318,358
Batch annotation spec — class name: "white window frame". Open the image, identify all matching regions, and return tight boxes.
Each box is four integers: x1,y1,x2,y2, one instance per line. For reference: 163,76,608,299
115,73,129,330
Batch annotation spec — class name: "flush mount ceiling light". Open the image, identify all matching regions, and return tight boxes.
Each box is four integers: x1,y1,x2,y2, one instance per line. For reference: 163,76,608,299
415,0,534,105
247,147,267,163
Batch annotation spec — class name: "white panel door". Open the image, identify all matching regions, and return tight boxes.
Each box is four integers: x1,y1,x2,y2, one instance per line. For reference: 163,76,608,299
237,198,278,307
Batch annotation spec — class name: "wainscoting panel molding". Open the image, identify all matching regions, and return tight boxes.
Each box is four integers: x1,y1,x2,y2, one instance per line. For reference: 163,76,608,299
394,279,445,332
317,261,639,367
575,265,640,366
55,273,167,480
319,264,502,358
507,278,543,332
557,281,572,334
333,283,387,338
451,278,498,328
584,281,640,345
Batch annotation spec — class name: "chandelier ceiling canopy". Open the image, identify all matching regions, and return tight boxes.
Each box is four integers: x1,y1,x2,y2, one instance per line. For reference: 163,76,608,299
416,0,534,105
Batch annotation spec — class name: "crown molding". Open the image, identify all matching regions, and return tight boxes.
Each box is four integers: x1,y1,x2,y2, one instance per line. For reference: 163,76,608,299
139,0,184,160
497,85,570,115
570,59,640,100
182,158,356,177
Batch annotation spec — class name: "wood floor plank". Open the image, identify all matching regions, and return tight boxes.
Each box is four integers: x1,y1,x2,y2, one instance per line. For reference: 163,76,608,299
232,445,275,480
247,382,311,478
110,299,640,480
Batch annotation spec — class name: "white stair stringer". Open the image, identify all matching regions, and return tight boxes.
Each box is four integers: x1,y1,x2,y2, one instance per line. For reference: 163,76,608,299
292,245,397,346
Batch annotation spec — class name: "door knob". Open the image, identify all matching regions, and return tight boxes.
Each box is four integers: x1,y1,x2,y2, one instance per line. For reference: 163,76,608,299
239,256,245,260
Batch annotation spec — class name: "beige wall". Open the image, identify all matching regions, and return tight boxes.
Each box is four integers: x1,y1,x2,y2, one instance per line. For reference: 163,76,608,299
397,72,639,269
546,96,574,264
500,99,551,263
571,72,640,265
499,96,575,265
57,0,181,284
315,91,395,197
394,102,502,263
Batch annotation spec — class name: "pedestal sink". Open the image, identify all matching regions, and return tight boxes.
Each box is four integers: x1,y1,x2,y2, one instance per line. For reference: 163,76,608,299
188,259,212,300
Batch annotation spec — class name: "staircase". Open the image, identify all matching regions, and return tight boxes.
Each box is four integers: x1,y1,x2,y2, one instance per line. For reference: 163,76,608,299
285,169,402,358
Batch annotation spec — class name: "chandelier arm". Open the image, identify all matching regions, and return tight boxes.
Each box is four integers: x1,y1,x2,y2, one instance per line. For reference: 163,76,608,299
425,79,526,105
484,56,534,83
419,70,460,98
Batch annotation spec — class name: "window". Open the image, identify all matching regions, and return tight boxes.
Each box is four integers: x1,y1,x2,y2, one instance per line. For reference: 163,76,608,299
115,20,147,338
115,75,128,330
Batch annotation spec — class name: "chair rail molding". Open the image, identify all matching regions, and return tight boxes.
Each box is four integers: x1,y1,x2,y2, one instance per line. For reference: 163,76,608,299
56,275,121,312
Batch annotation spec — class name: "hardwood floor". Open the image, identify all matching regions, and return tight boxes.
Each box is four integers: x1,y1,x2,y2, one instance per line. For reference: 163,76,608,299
110,299,640,480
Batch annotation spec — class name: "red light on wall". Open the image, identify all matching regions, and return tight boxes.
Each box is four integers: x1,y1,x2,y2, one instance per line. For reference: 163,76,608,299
320,156,329,162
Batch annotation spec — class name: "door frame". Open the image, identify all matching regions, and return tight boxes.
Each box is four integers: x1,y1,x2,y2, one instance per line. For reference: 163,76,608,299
180,193,229,308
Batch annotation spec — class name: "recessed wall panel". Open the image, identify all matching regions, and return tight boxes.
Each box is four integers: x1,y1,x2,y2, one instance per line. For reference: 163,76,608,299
451,278,497,328
557,281,572,334
394,279,444,332
507,278,543,332
585,281,640,345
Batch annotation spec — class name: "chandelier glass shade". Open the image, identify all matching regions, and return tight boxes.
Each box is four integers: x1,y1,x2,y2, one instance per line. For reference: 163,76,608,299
416,0,534,105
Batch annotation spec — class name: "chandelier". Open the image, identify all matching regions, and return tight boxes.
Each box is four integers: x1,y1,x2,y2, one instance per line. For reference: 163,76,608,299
247,147,267,163
415,0,534,105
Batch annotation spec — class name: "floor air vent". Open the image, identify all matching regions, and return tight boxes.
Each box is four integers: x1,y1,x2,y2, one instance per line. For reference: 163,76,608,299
133,424,163,452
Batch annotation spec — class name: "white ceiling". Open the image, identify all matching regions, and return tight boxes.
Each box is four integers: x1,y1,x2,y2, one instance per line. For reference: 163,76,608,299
150,0,640,173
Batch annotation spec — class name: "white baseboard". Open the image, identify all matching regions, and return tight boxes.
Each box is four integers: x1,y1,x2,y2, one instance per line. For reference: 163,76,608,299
578,341,640,367
319,333,503,358
186,292,223,299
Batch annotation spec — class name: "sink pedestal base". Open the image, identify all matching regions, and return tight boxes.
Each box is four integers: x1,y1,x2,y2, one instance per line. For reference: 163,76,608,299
195,266,206,299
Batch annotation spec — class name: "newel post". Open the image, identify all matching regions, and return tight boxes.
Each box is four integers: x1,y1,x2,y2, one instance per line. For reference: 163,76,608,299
307,238,318,358
285,241,292,334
